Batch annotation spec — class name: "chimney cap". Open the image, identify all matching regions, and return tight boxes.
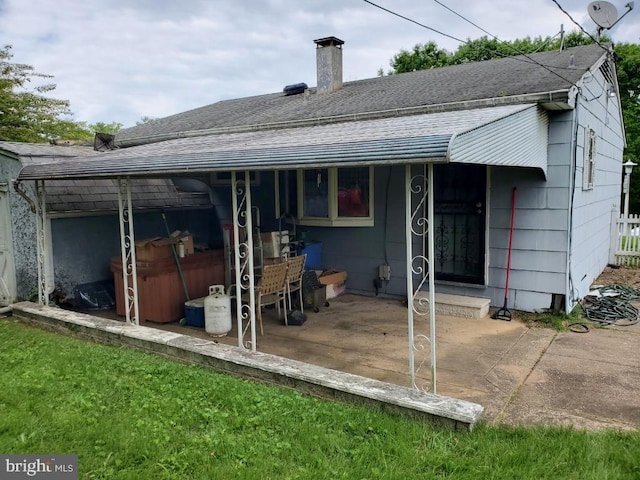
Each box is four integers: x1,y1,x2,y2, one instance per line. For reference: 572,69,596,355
314,36,344,48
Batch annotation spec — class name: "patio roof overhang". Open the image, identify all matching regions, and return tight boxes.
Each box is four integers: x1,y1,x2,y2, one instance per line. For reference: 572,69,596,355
16,103,549,181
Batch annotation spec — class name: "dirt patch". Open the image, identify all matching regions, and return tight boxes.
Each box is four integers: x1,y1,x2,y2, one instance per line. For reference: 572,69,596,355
594,265,640,287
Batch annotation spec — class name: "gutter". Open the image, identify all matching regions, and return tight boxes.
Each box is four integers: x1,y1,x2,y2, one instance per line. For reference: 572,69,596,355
116,91,572,148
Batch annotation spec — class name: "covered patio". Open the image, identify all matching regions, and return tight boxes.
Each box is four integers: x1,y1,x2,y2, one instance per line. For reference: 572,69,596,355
140,293,541,423
13,102,549,403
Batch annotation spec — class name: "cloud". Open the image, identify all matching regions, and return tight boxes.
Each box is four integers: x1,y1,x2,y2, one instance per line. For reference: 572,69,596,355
1,0,637,127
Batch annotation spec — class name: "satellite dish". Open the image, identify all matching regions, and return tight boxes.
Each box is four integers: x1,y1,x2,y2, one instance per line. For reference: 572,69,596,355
588,1,619,28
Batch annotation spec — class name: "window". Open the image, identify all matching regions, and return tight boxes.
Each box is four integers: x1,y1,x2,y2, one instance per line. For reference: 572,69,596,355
296,167,374,226
583,127,596,190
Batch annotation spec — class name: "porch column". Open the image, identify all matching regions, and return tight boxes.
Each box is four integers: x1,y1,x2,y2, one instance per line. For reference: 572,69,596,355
405,164,437,393
116,177,139,325
231,171,257,351
34,180,48,306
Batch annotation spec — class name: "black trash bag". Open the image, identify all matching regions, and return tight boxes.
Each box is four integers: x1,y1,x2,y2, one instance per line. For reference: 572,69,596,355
288,310,307,326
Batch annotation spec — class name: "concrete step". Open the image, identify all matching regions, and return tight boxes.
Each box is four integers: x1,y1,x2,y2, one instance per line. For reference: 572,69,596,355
414,292,490,319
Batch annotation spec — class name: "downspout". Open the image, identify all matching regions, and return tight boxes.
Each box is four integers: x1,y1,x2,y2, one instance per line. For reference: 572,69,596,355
0,306,12,315
565,85,581,312
13,180,36,213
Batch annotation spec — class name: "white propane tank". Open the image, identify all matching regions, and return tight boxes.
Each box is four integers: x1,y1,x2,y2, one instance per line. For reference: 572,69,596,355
204,285,232,336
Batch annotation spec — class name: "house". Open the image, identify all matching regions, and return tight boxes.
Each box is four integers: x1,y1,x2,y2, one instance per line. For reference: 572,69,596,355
13,39,625,343
0,141,216,305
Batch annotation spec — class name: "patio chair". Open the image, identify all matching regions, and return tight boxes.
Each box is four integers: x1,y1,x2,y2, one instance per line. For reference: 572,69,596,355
254,261,288,335
284,254,307,323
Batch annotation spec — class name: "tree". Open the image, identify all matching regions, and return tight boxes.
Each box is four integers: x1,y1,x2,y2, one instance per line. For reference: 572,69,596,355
136,116,158,126
0,44,90,143
88,121,123,134
386,32,603,74
450,36,560,64
388,41,451,74
613,43,640,212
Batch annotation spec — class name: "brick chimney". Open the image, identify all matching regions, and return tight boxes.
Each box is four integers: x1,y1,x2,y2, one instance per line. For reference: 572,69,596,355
314,36,344,94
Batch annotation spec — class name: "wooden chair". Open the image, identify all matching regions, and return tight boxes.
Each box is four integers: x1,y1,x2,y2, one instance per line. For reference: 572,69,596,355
284,254,307,323
254,261,288,335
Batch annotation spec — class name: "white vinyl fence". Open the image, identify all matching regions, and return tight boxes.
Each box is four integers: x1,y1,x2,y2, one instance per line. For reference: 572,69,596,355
610,207,640,267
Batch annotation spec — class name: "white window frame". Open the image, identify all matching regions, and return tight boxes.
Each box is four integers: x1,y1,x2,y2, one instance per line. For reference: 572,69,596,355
582,127,596,190
296,167,374,227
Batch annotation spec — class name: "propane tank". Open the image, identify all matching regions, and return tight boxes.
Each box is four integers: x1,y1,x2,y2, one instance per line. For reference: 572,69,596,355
204,285,232,336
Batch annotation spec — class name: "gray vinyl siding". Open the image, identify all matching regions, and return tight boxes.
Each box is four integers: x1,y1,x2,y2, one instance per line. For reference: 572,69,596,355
309,157,574,311
298,165,406,297
484,159,569,311
568,67,625,308
309,160,573,312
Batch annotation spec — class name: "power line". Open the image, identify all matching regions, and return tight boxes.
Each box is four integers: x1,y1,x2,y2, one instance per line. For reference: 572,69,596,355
432,0,494,41
550,0,610,53
429,0,579,86
364,0,578,87
362,0,466,44
433,0,557,54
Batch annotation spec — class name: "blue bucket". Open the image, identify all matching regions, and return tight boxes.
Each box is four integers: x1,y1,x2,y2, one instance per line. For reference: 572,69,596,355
301,242,322,269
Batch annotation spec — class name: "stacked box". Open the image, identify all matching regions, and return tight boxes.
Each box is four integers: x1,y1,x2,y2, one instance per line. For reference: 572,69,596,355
259,230,289,258
318,270,347,299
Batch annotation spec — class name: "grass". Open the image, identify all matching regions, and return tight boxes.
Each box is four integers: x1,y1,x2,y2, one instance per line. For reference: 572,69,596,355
519,304,588,331
1,318,639,479
621,235,640,252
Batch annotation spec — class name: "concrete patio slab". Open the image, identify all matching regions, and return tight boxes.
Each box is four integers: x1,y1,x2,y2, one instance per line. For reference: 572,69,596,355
501,328,640,430
8,292,640,430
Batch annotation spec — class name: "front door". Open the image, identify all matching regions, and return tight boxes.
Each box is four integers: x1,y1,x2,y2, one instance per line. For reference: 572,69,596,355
0,185,17,304
433,164,486,284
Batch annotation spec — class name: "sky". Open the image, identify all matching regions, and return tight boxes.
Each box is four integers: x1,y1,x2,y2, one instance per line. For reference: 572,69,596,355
1,0,638,128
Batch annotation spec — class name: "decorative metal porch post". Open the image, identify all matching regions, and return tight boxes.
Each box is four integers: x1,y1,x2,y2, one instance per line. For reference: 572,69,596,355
34,180,48,306
231,171,257,351
405,164,437,393
116,177,139,325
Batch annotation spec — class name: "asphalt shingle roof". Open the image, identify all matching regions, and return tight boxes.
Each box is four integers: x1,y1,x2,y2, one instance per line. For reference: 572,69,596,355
115,43,609,146
17,104,549,180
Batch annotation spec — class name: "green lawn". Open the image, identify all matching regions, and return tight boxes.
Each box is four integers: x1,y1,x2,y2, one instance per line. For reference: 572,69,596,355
621,235,640,252
0,318,639,479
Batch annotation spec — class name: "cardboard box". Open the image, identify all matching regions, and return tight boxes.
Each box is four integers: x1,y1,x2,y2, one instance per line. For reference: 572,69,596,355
179,234,194,256
318,270,347,286
135,231,194,262
135,237,174,262
318,270,347,299
326,282,346,299
259,230,289,258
